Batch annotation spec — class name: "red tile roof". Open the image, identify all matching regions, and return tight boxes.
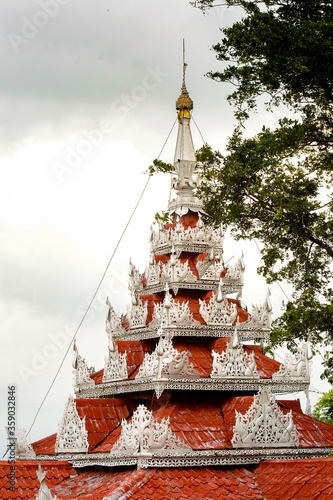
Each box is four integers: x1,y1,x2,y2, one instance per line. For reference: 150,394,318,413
3,458,333,499
254,457,333,499
32,394,333,455
0,461,75,499
92,394,333,453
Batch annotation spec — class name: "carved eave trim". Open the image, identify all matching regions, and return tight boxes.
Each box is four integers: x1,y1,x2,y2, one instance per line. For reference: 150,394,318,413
153,241,224,257
114,324,271,342
138,280,243,296
24,446,332,469
74,376,310,399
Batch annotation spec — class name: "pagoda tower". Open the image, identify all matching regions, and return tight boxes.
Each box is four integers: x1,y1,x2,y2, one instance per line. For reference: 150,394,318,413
5,65,333,500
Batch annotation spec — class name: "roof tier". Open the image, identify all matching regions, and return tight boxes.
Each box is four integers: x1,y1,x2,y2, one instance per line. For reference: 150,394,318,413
3,458,333,500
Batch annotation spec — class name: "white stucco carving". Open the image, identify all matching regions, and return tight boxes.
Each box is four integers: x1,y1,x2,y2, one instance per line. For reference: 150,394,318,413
136,329,199,382
55,395,89,453
35,464,58,500
127,297,148,329
16,428,36,457
272,341,312,380
149,284,199,327
103,334,128,383
211,324,259,379
223,253,245,284
245,290,272,328
232,388,299,448
199,282,238,325
72,341,95,387
105,297,126,335
111,404,191,455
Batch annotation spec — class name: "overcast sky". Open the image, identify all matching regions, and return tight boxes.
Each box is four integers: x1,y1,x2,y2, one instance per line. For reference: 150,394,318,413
0,0,329,453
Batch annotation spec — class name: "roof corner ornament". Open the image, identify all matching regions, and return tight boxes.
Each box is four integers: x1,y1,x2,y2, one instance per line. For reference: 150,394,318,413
245,289,273,329
232,387,299,448
72,341,95,388
211,321,259,379
272,338,312,380
111,404,191,456
36,463,58,500
105,296,126,336
55,395,89,454
15,428,36,458
103,297,128,382
103,333,127,384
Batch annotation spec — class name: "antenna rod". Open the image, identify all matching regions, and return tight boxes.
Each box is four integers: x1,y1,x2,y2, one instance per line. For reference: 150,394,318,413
182,39,187,90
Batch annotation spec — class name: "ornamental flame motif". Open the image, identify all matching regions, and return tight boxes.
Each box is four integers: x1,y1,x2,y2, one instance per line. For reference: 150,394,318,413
211,326,259,379
111,404,191,454
36,464,58,500
127,297,148,329
245,291,272,328
136,335,199,381
272,341,312,380
232,388,299,448
55,395,89,453
105,298,126,335
199,286,238,325
72,342,95,388
103,336,128,383
149,295,199,327
223,254,245,284
16,428,36,457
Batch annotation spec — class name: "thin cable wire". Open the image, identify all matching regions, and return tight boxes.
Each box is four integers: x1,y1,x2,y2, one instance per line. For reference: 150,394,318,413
27,119,177,437
192,115,206,144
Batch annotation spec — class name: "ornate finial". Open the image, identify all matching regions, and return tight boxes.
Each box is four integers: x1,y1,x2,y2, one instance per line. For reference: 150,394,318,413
176,39,193,117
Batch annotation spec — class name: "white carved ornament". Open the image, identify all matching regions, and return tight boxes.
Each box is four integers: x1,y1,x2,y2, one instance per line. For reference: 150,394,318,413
103,336,128,383
150,217,224,251
105,297,126,335
127,297,148,329
149,285,199,327
232,388,299,448
55,395,89,453
136,331,199,381
272,341,312,380
245,290,272,328
211,325,259,379
72,341,95,387
199,283,238,326
16,428,36,457
111,404,191,455
36,464,58,500
223,253,245,284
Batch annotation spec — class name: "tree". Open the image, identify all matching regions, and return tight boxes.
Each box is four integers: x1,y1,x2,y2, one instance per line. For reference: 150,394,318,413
189,0,333,381
313,389,333,425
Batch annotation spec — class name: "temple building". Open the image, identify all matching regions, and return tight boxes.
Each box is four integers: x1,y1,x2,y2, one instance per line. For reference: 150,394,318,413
2,64,333,499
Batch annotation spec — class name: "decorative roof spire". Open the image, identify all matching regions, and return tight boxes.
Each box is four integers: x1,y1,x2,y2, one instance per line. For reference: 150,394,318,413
169,40,204,216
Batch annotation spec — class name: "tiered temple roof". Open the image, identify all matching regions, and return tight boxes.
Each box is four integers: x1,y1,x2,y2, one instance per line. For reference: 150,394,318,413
3,65,333,499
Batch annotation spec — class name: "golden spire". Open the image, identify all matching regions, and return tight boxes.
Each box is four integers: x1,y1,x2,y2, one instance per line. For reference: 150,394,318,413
176,39,193,122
